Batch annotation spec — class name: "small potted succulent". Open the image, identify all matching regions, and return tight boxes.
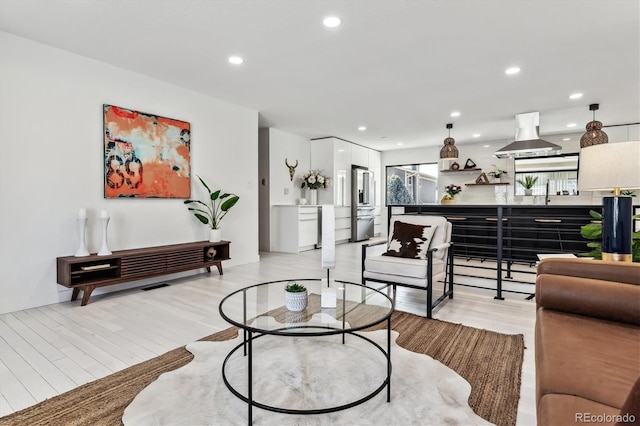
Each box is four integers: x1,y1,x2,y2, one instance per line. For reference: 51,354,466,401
285,282,308,311
517,175,538,196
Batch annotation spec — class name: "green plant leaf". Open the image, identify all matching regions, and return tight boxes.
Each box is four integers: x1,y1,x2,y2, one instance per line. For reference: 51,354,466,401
581,223,602,239
210,190,221,201
588,210,602,220
220,193,231,199
197,175,211,194
221,196,239,211
194,213,209,225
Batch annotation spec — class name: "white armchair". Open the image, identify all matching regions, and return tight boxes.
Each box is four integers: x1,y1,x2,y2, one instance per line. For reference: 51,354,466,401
361,214,454,318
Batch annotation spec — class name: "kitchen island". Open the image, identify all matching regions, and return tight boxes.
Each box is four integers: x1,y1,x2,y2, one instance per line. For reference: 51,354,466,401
388,204,639,299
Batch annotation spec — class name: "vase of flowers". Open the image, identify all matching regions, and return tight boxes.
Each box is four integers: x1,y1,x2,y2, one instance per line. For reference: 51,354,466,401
488,164,507,183
442,184,462,205
300,170,330,205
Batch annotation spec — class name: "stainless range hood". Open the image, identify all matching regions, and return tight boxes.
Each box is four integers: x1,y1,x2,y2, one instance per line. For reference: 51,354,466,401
495,112,562,158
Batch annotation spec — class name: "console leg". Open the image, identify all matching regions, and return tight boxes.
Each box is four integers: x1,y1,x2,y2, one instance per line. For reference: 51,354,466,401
71,288,80,301
80,285,96,306
216,262,223,275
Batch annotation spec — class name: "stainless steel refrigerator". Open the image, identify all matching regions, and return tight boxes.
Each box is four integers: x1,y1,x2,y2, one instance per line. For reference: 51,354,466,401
351,166,375,242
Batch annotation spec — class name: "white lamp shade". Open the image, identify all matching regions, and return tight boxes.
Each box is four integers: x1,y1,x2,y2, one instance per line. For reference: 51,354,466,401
578,141,640,192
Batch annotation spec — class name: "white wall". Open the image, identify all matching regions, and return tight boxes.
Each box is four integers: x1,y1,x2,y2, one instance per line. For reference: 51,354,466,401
0,32,260,314
263,128,311,251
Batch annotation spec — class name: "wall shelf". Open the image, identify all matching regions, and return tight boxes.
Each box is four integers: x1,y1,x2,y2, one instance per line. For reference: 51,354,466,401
441,168,481,173
465,183,510,186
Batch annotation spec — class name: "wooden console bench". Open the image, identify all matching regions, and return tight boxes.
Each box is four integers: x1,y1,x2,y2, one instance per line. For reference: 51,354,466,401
56,240,231,306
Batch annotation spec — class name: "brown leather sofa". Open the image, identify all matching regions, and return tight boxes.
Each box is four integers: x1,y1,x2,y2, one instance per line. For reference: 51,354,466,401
535,259,640,425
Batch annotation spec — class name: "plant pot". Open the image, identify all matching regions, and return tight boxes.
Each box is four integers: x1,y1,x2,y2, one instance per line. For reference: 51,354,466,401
441,199,456,205
209,228,222,242
524,189,533,196
285,289,308,311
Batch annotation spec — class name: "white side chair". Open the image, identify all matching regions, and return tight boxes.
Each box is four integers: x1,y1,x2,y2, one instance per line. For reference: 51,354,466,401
361,214,454,318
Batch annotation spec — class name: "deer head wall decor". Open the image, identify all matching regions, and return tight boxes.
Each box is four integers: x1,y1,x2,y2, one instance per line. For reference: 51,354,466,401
285,158,298,181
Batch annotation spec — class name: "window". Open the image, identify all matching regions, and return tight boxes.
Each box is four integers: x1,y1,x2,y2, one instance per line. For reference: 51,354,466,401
514,154,579,196
386,163,438,205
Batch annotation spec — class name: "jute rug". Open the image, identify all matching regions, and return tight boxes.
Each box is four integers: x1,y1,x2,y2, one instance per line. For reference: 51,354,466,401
0,311,524,426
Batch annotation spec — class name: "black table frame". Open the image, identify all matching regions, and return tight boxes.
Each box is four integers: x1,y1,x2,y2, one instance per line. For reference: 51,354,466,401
218,279,393,425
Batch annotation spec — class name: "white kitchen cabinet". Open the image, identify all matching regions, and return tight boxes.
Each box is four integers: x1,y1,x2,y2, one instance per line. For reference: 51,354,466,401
351,144,369,168
272,206,318,253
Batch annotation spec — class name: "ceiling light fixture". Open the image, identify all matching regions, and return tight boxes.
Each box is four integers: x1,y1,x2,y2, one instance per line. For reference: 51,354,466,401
563,138,571,141
228,56,244,65
396,142,404,146
450,111,461,117
569,93,583,100
580,103,609,148
439,123,459,160
483,145,490,148
473,134,481,138
566,123,577,128
358,126,367,131
323,16,342,28
505,66,521,75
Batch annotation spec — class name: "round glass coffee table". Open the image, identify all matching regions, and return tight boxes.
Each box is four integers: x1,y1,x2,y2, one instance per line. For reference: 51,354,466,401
218,279,394,424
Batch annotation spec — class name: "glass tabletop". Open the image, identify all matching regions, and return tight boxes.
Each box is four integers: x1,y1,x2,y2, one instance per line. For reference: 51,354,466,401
219,279,394,336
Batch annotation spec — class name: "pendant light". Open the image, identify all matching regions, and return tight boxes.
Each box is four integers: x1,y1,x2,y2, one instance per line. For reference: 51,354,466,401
439,123,459,160
580,103,608,148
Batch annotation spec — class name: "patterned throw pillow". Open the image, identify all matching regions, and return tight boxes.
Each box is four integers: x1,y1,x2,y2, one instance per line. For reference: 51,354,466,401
383,221,436,260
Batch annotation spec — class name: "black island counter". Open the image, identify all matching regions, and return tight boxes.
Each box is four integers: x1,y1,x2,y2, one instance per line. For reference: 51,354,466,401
387,204,639,300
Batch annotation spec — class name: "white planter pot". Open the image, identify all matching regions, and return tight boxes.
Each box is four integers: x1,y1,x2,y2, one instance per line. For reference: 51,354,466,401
308,189,318,205
524,189,533,196
285,290,308,312
209,228,222,242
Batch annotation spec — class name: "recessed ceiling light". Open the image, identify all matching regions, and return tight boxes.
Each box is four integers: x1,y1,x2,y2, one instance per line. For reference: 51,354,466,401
483,144,490,148
569,93,583,100
473,134,481,138
396,142,404,146
323,16,342,28
337,149,345,152
358,126,367,131
450,111,461,117
563,137,571,141
505,66,521,75
566,123,577,128
228,56,243,65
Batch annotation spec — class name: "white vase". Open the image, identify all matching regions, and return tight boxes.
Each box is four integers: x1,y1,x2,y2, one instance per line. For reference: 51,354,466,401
74,216,90,257
285,289,308,312
308,189,318,205
97,216,112,256
525,189,533,196
495,177,502,183
209,228,222,242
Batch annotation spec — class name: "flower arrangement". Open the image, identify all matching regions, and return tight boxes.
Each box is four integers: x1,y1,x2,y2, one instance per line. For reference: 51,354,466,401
300,170,330,190
488,164,507,178
442,184,462,200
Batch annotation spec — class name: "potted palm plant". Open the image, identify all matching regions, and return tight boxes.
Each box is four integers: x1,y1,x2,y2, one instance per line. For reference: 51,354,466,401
184,175,240,242
517,175,538,196
285,282,308,311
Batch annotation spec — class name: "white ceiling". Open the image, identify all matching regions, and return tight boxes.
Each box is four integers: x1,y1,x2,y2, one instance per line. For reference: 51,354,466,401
1,0,638,151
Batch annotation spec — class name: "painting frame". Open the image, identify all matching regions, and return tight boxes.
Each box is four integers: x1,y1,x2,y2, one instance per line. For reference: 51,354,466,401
103,104,191,199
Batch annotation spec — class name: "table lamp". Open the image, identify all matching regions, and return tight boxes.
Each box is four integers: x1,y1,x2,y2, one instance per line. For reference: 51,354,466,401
578,141,640,262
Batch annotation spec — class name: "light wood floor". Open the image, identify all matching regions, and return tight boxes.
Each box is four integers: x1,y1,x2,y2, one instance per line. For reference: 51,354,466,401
0,243,537,425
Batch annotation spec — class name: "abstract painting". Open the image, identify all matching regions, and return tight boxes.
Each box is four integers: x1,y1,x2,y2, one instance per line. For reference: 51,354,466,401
103,104,191,198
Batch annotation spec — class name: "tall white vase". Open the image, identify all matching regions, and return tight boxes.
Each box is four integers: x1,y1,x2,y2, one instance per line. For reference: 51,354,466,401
308,189,318,205
97,214,112,256
74,212,90,257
